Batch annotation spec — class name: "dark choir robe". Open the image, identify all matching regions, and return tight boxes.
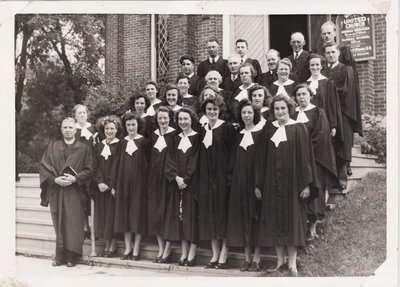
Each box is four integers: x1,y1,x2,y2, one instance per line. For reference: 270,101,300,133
292,106,338,220
269,79,297,99
255,120,319,247
139,114,154,139
161,131,200,242
244,57,263,84
114,135,148,234
76,122,97,147
222,74,241,93
147,127,177,236
198,120,236,240
146,98,164,117
39,139,93,259
226,122,265,247
260,69,278,91
75,122,97,215
307,76,344,157
325,62,363,162
288,50,311,83
225,83,256,123
93,139,120,240
197,56,230,92
182,94,199,111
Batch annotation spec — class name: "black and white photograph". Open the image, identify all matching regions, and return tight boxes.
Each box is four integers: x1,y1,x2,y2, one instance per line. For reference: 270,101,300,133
1,0,398,286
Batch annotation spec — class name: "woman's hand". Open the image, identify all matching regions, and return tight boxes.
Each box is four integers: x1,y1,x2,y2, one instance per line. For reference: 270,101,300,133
255,187,262,200
111,188,116,197
300,186,310,199
98,183,109,192
63,173,77,184
330,128,336,137
175,176,187,190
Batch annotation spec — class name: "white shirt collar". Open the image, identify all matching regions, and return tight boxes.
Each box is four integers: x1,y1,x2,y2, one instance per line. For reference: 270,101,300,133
183,94,194,99
154,126,175,136
273,79,295,86
209,55,220,63
307,74,327,81
272,118,296,128
102,138,120,145
294,49,303,57
124,134,143,140
187,72,194,78
329,61,339,69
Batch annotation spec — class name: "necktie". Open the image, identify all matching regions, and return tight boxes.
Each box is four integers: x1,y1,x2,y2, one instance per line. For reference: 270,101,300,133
295,52,299,60
211,58,215,64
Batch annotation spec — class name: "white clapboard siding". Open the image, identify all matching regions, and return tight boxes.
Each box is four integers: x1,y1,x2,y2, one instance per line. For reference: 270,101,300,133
230,15,269,72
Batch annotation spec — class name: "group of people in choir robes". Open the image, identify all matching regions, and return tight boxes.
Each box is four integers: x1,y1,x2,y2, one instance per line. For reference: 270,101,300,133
39,20,363,276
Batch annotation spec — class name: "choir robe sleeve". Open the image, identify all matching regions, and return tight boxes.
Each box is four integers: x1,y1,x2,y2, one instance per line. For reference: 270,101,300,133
39,141,59,206
182,136,200,186
343,66,363,136
254,124,268,192
295,123,320,199
225,123,237,188
93,144,105,184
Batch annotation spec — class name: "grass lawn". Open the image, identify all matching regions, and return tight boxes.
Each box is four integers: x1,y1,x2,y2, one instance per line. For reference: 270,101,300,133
297,171,386,277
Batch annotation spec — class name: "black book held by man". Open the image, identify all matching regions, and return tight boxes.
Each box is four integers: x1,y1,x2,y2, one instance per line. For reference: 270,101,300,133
61,165,78,176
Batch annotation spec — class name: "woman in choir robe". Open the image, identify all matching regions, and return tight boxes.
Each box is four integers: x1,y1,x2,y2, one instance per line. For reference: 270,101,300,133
93,116,122,257
145,81,163,117
73,104,97,239
162,83,183,113
147,106,177,263
129,94,153,138
197,85,221,126
226,99,264,272
177,75,198,111
161,107,200,267
306,54,343,147
255,94,319,276
198,96,236,269
248,84,272,123
269,58,297,99
227,63,257,124
114,112,148,261
292,84,338,241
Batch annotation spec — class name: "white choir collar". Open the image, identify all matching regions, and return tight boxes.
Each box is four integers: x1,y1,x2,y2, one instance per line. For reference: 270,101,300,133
295,104,316,112
124,134,143,141
271,118,296,128
154,126,175,136
273,79,295,87
307,74,327,82
179,130,197,138
76,122,91,129
102,138,120,145
183,94,194,99
260,106,269,113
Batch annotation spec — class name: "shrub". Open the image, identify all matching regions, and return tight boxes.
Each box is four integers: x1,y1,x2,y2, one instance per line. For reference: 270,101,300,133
360,114,386,164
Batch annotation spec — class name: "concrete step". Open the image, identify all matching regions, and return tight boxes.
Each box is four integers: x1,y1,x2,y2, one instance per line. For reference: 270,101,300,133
348,166,386,180
16,183,41,198
17,173,40,184
16,196,42,207
16,205,52,221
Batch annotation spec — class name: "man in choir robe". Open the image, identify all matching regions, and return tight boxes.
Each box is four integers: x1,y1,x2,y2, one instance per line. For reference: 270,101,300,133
235,39,263,84
287,32,311,83
197,37,230,92
178,55,200,97
260,49,280,90
324,43,362,192
222,53,242,93
39,117,93,267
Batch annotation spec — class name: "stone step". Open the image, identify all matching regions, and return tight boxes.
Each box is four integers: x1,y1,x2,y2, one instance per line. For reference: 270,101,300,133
16,195,42,207
16,205,52,221
351,156,386,168
16,184,41,198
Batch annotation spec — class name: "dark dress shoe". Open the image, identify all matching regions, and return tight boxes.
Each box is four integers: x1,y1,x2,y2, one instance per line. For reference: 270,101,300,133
52,259,63,267
347,167,353,176
105,249,117,258
184,257,196,267
178,258,187,266
120,250,133,260
153,256,162,263
205,261,218,269
215,262,227,269
248,261,262,272
132,253,140,261
240,261,251,272
266,262,288,273
158,253,172,264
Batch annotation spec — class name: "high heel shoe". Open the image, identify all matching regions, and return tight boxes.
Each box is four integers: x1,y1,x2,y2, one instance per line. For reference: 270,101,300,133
184,257,196,267
158,253,172,264
120,250,133,260
266,262,288,273
178,258,187,266
205,260,218,269
105,249,117,258
153,255,162,263
132,251,140,261
215,261,227,269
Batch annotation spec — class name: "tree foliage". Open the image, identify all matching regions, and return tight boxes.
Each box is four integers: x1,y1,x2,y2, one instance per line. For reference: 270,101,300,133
16,14,105,173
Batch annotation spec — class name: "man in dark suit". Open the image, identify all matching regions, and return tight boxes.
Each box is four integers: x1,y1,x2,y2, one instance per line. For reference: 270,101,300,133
260,49,280,90
222,53,242,93
178,55,200,96
235,39,263,84
287,32,311,83
197,37,230,92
